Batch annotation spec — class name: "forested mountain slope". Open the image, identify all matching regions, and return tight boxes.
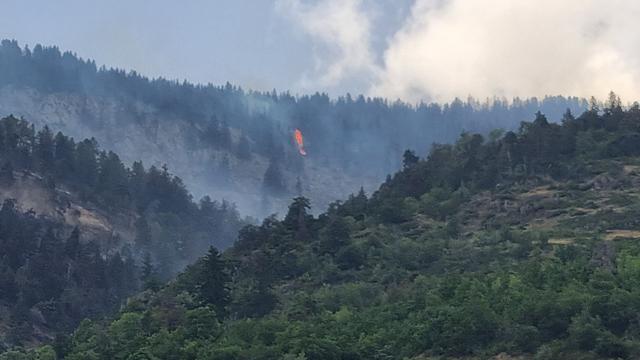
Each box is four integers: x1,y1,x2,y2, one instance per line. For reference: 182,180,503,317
0,116,244,351
35,101,640,360
0,39,588,217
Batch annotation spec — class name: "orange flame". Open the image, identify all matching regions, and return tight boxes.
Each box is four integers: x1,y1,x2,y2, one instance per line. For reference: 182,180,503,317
294,129,307,156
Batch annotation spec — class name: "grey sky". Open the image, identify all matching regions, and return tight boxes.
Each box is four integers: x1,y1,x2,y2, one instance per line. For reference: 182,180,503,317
3,0,640,102
0,0,409,95
0,1,306,91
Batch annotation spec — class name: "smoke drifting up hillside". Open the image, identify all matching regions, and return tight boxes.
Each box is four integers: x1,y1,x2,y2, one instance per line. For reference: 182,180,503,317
0,40,589,220
280,0,640,103
275,0,381,92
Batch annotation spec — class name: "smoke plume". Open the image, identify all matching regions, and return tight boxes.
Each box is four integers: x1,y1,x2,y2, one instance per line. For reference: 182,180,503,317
279,0,640,103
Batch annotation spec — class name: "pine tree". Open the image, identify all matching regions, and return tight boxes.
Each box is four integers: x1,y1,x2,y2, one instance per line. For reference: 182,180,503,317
605,91,622,113
320,215,350,255
562,108,576,125
53,131,76,180
402,149,419,169
351,187,368,217
141,253,160,291
129,161,146,205
196,247,230,319
75,138,98,189
35,126,54,172
284,197,312,242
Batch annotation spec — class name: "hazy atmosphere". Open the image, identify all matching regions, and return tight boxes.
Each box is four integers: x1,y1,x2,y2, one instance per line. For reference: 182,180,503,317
3,1,640,359
4,0,640,102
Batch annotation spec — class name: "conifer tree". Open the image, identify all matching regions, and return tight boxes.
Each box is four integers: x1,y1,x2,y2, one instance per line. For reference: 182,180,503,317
196,246,231,319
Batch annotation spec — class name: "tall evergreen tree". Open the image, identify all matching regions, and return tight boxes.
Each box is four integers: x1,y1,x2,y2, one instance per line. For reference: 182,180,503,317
196,247,231,319
35,126,54,172
402,149,419,169
141,252,160,291
53,131,76,180
284,196,312,243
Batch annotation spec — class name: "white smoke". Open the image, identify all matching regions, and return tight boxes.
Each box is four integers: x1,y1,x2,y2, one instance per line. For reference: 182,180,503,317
275,0,381,92
278,0,640,103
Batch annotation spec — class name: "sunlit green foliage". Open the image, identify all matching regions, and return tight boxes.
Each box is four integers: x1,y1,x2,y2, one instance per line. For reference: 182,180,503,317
47,103,640,359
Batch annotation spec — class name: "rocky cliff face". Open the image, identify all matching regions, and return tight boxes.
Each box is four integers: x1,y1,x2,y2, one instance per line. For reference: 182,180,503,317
0,86,379,218
0,169,135,253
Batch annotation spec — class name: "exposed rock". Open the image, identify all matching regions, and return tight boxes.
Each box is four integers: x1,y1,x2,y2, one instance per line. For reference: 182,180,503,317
0,170,135,252
0,86,380,218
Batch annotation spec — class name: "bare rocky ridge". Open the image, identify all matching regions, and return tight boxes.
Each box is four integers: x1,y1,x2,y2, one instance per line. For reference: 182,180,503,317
0,169,135,253
0,86,378,218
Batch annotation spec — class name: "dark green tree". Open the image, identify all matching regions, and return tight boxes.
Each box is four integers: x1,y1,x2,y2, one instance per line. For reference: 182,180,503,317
402,149,419,169
35,126,54,172
319,215,350,255
284,196,313,243
141,253,160,291
75,138,99,190
53,131,76,180
196,247,231,319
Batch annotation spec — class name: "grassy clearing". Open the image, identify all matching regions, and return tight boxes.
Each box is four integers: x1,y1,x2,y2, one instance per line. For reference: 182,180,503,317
548,238,575,245
604,229,640,241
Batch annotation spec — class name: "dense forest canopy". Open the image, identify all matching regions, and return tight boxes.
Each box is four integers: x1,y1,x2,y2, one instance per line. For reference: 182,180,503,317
0,200,138,350
12,100,640,359
0,39,591,217
4,38,640,359
0,115,246,350
0,39,588,163
0,115,245,263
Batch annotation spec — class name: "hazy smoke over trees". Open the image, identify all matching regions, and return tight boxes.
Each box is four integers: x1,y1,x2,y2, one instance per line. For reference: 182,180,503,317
0,39,590,217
